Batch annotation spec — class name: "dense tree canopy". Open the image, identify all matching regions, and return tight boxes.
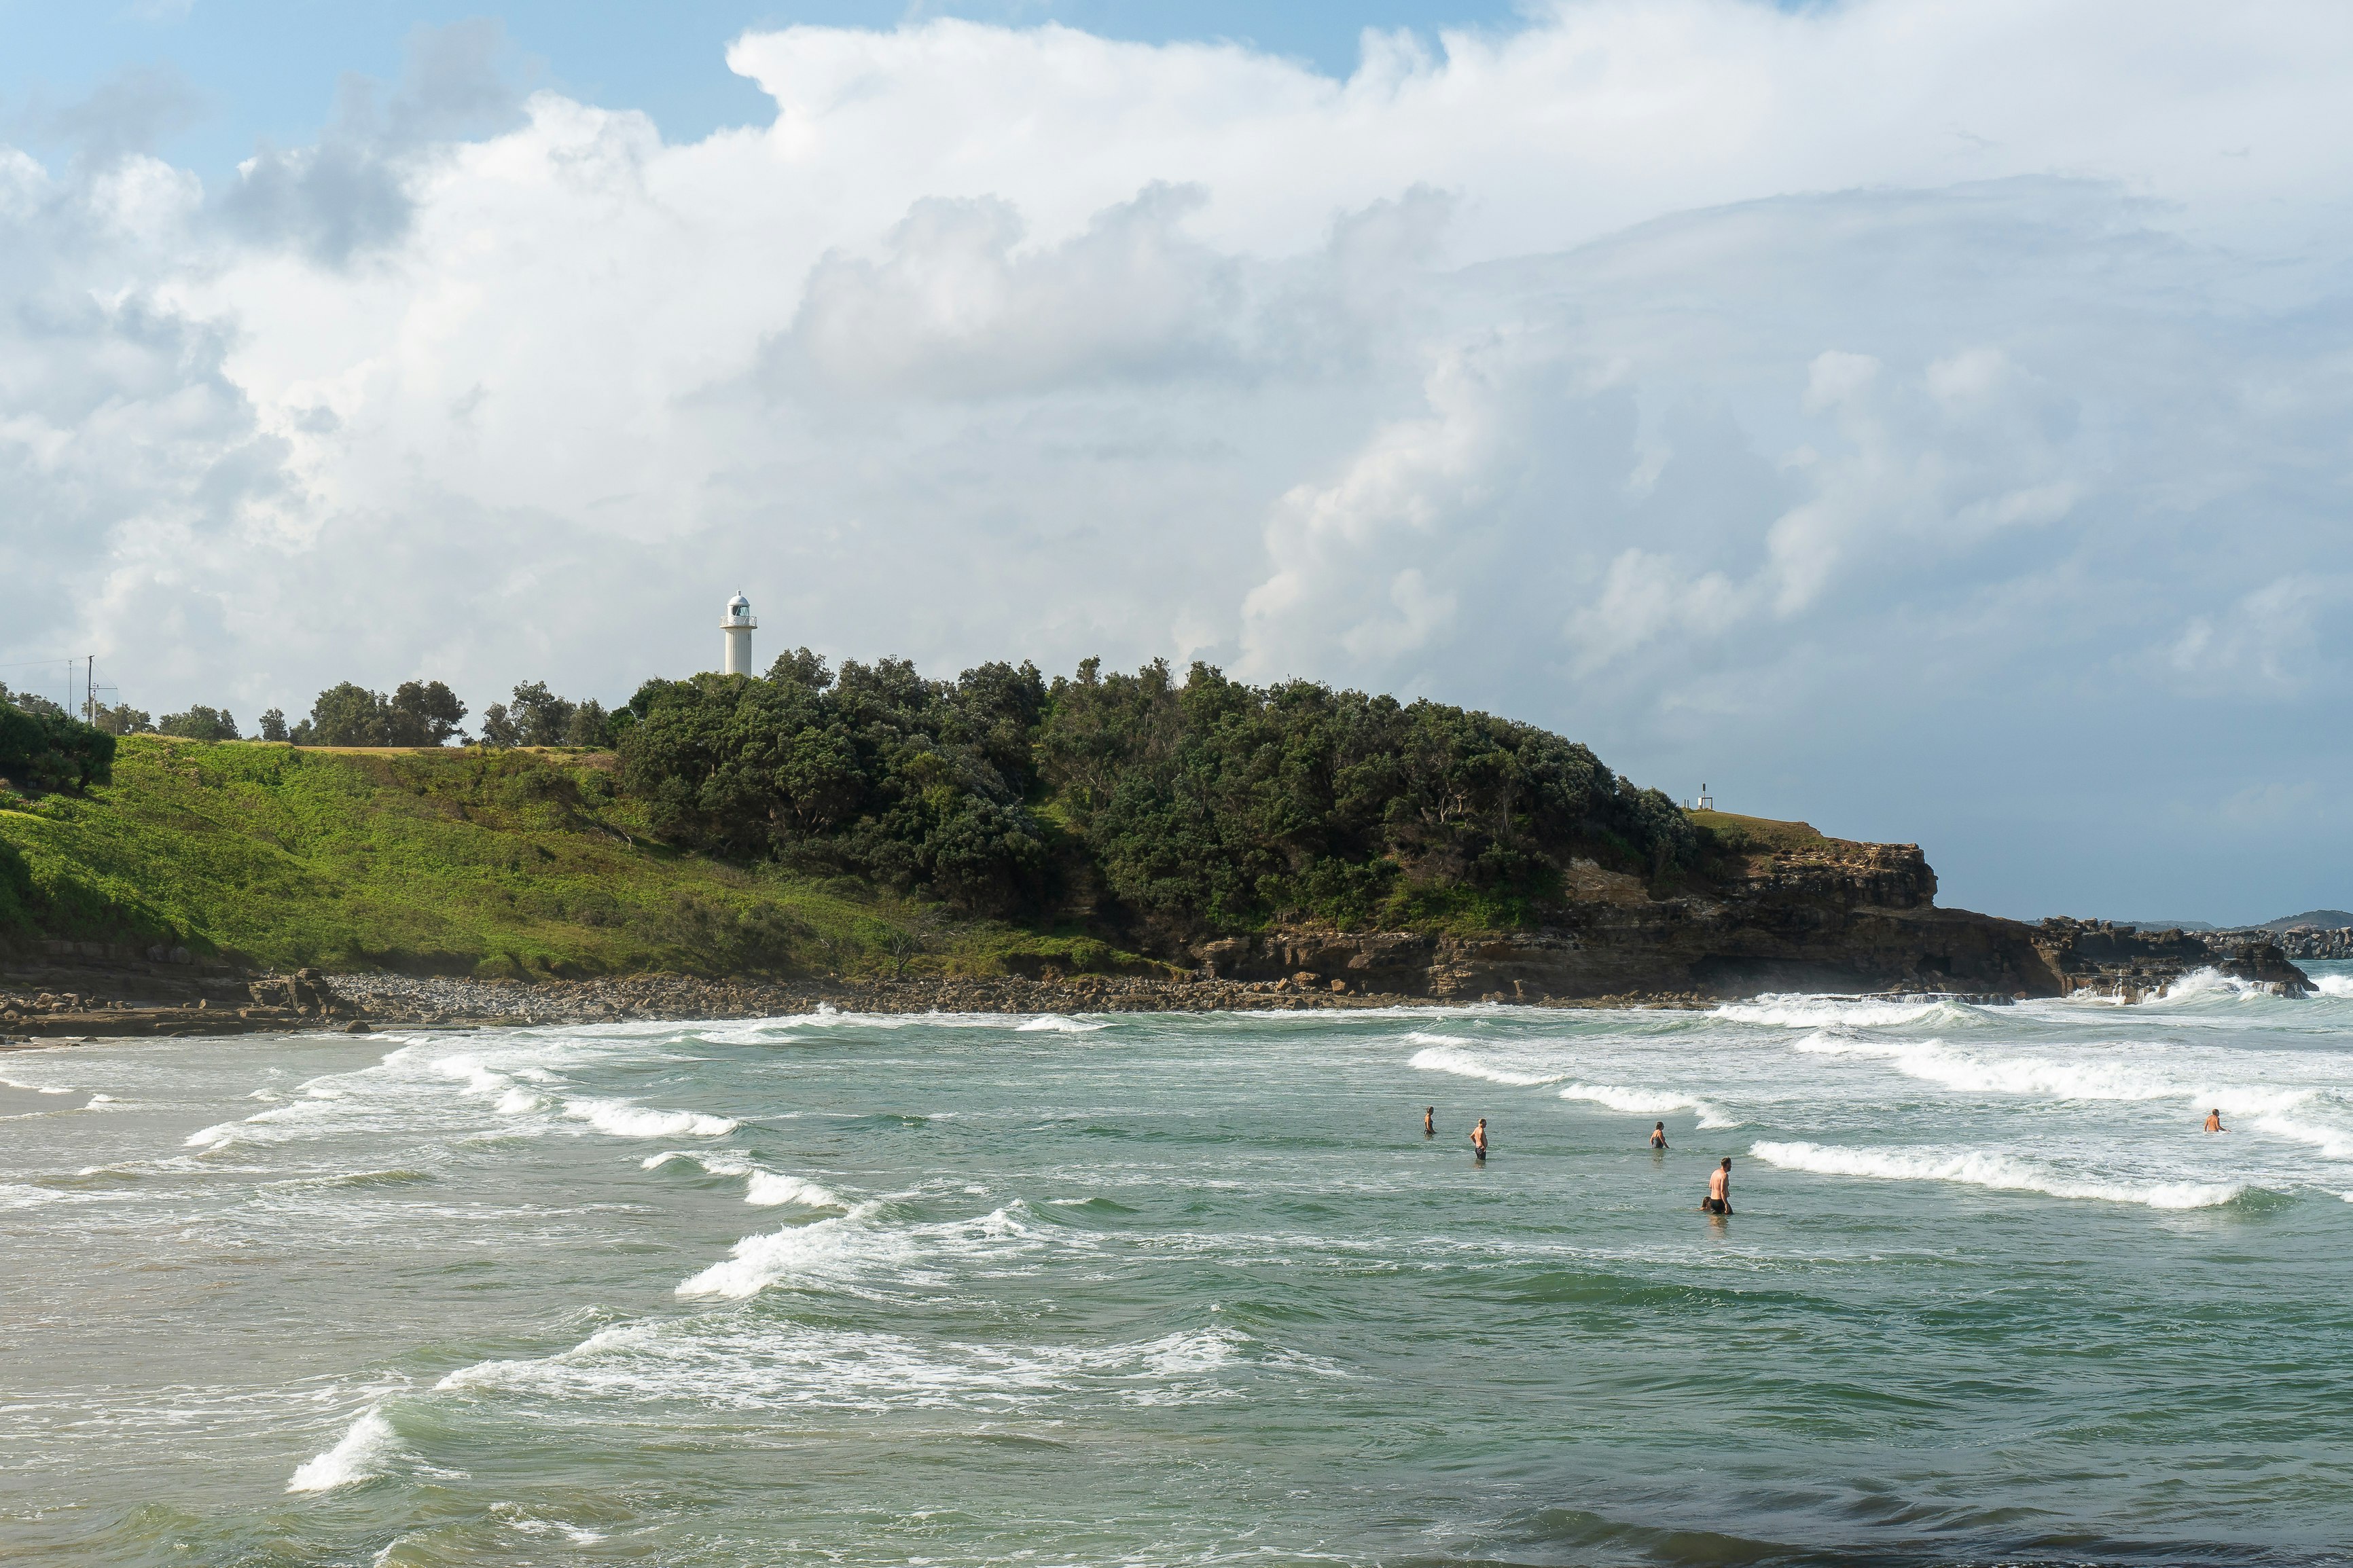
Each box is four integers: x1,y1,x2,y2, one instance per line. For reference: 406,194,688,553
616,653,1695,938
158,706,240,741
295,680,467,746
617,653,1049,914
480,682,611,748
0,697,114,792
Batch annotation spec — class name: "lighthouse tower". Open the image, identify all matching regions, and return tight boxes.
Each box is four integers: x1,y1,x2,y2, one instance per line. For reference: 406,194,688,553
721,593,757,676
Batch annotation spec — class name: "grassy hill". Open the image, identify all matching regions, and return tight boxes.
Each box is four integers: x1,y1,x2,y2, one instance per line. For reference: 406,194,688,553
0,737,1151,980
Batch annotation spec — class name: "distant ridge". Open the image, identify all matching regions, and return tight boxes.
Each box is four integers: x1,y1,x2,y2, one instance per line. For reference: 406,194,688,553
2119,919,2217,932
2259,909,2353,932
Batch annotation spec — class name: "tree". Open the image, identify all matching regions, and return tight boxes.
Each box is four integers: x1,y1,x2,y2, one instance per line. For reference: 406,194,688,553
158,706,240,741
0,682,67,720
92,703,154,736
305,682,391,746
387,680,467,746
257,708,289,742
300,681,468,747
478,703,520,748
0,705,114,791
564,699,612,748
507,681,575,747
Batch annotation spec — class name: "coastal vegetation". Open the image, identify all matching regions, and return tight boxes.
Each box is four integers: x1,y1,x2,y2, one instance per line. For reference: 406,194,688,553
616,653,1698,941
0,655,1706,977
0,737,1123,979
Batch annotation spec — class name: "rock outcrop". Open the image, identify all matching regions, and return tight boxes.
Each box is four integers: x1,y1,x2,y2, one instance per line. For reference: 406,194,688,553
2,824,2314,1041
1187,841,2057,1000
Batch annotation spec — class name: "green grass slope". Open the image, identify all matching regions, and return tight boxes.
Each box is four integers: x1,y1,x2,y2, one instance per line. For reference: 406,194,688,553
0,738,1148,979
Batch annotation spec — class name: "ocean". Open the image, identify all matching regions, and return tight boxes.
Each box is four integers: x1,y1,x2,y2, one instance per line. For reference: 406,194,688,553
4,964,2350,1566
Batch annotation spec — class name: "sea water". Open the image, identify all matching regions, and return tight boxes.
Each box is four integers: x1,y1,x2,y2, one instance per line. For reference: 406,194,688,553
3,965,2351,1566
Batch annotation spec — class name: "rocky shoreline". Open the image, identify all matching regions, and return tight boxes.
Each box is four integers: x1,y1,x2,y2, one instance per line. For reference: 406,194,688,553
0,843,2320,1045
0,967,1738,1044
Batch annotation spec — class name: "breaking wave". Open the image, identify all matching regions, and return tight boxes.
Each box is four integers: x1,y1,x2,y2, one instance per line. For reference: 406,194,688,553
1556,1082,1737,1129
641,1149,844,1208
1750,1139,2246,1209
560,1097,737,1139
1713,996,1977,1029
674,1203,901,1299
286,1407,401,1493
1406,1040,1561,1087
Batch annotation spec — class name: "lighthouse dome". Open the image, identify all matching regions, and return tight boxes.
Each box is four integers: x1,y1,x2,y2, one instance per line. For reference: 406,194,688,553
727,592,751,617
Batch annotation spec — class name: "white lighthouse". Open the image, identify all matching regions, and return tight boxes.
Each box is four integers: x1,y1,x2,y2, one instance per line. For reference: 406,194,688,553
721,592,757,676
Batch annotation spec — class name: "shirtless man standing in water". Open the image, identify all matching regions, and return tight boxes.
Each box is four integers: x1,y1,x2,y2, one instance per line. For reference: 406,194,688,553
1703,1157,1733,1214
2205,1108,2227,1133
1650,1121,1668,1150
1424,1106,1436,1137
1471,1118,1488,1160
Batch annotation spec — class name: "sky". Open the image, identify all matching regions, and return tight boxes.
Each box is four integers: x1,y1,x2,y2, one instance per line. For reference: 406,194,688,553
1,0,2348,924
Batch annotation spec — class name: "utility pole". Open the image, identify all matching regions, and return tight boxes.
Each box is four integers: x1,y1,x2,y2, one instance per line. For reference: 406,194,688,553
85,655,94,724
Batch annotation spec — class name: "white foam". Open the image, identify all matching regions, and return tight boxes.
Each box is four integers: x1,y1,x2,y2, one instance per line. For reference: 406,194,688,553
744,1171,846,1209
675,1204,898,1299
0,1074,73,1095
2152,967,2264,1002
1015,1014,1108,1033
439,1317,1249,1413
562,1097,738,1139
1750,1139,2245,1209
433,1056,512,1097
286,1406,399,1493
0,1182,65,1210
1714,996,1962,1029
1556,1082,1737,1129
1784,1034,2353,1157
1407,1042,1561,1087
641,1149,845,1208
1791,1032,2180,1101
183,1120,240,1150
2312,975,2353,998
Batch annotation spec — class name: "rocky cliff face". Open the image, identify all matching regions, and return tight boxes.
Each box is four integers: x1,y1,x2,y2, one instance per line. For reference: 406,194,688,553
1189,839,2313,1002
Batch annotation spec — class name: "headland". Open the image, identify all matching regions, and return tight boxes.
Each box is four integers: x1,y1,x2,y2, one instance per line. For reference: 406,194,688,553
1,661,2312,1042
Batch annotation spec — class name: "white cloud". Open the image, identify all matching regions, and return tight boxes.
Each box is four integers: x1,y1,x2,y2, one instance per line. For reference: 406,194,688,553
2166,575,2352,696
5,1,2353,913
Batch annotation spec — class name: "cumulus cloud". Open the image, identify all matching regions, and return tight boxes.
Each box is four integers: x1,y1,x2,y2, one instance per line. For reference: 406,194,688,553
5,0,2353,915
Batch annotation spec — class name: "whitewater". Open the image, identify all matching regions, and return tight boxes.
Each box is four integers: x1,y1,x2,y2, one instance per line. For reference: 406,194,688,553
3,964,2350,1566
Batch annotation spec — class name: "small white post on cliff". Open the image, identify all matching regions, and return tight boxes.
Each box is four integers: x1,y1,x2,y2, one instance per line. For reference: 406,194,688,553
1695,783,1714,811
722,592,757,676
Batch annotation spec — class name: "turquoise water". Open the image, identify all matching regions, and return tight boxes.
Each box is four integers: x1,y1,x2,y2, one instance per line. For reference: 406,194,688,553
4,965,2352,1566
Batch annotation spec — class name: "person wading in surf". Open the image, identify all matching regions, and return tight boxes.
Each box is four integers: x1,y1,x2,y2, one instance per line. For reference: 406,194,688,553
1471,1118,1488,1160
1702,1157,1733,1214
1650,1121,1668,1150
1424,1106,1436,1138
2204,1108,2227,1133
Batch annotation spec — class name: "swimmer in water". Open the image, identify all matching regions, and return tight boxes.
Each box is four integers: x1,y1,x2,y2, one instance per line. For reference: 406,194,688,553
1471,1118,1488,1160
1424,1106,1435,1137
1702,1156,1732,1215
1650,1121,1668,1150
2204,1108,2227,1133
